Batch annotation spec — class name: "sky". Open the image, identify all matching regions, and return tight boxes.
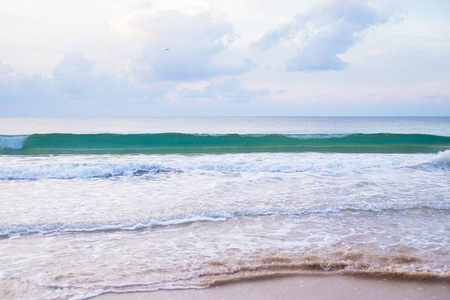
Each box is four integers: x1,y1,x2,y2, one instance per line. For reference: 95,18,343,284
1,0,449,117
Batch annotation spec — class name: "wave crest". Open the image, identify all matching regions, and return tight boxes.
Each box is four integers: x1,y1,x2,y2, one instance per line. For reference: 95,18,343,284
1,133,448,155
430,150,450,165
0,135,28,150
0,162,167,180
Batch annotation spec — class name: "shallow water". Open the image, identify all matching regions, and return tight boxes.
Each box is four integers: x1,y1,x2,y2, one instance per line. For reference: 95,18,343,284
0,117,449,299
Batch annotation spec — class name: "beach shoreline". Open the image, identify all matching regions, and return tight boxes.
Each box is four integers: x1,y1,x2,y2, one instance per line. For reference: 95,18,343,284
93,274,449,300
2,117,448,299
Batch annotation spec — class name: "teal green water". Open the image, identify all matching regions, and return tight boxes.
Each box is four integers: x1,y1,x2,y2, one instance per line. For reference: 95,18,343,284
1,133,449,154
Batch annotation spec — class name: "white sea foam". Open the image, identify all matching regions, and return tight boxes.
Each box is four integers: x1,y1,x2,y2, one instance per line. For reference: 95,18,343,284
429,150,450,164
0,161,165,179
285,134,348,140
0,214,234,237
0,153,434,180
3,204,448,238
0,135,27,149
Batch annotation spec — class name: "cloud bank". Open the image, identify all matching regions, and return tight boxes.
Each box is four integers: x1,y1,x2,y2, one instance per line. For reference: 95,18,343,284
125,10,246,82
179,77,270,103
0,50,262,113
0,62,51,103
0,54,153,106
252,0,391,71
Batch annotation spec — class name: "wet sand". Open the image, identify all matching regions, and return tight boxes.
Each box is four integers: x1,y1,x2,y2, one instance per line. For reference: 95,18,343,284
94,275,449,300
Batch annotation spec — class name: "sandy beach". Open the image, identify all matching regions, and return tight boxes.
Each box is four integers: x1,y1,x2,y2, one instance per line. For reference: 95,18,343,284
94,275,449,300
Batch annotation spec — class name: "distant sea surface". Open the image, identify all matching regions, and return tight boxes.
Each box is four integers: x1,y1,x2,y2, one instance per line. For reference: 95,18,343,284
1,117,449,299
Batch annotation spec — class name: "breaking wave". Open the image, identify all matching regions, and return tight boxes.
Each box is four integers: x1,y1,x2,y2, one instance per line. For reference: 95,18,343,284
0,133,448,155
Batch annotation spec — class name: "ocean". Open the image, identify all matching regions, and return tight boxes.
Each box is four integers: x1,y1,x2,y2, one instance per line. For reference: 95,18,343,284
0,117,449,299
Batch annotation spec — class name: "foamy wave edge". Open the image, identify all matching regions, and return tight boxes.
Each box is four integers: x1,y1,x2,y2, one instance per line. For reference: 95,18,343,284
2,206,448,238
1,151,448,180
0,162,168,180
0,135,28,150
80,267,450,300
429,150,450,164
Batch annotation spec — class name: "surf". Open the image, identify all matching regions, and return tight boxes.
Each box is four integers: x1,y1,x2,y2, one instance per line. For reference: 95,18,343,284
1,152,448,180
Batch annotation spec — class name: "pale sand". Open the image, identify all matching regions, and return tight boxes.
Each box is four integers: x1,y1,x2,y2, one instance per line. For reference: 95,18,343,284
94,275,449,300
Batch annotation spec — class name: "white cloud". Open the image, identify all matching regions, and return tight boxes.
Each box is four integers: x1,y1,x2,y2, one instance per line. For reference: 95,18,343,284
52,53,97,95
178,77,269,103
0,62,51,103
0,53,162,106
51,53,176,102
1,1,449,116
252,0,392,71
124,10,248,82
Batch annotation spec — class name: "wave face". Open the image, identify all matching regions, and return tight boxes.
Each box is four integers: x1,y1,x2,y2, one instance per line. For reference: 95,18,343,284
1,133,449,155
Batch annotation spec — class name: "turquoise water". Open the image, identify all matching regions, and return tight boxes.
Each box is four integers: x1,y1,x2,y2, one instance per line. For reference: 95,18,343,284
1,133,449,155
0,117,449,299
